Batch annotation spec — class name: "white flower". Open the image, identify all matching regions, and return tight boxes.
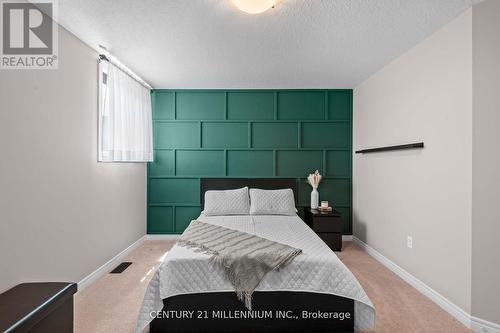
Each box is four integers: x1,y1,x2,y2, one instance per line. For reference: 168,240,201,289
307,170,322,189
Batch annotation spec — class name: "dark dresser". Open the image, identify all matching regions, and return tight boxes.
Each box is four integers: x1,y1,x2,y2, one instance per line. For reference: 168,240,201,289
0,282,77,333
304,208,343,251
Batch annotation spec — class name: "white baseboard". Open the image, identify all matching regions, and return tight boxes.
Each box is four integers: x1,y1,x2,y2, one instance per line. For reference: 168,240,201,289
342,235,353,241
352,236,471,328
78,235,146,291
352,237,500,332
472,316,500,333
146,234,181,240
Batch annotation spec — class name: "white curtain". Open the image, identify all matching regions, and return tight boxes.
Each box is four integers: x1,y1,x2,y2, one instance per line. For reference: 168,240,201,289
98,60,153,162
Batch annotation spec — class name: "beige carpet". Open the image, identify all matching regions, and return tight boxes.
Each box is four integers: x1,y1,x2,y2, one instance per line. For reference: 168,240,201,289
75,240,176,333
75,240,472,333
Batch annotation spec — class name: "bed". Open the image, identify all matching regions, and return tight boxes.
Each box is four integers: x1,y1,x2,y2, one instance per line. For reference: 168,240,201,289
136,178,375,333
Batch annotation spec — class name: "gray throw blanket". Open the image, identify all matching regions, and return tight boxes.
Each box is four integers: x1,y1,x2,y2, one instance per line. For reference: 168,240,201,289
177,220,302,309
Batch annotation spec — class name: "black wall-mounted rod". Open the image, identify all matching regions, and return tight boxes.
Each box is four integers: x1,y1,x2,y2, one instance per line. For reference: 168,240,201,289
355,142,424,154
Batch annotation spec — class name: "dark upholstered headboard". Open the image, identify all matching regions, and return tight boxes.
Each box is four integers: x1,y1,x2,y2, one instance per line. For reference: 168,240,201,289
200,178,298,210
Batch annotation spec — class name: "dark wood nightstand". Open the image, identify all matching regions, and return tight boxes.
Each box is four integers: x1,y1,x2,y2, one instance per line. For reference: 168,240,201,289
304,208,343,251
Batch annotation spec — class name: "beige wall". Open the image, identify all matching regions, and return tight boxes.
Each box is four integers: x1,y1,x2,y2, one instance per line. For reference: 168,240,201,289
0,26,147,292
471,0,500,325
353,10,473,313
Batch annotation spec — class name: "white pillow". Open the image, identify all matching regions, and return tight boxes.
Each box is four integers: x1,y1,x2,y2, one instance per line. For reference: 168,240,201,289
249,188,296,216
203,187,250,216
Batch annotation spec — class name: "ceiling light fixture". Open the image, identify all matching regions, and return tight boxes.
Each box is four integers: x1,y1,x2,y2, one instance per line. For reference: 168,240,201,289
231,0,277,14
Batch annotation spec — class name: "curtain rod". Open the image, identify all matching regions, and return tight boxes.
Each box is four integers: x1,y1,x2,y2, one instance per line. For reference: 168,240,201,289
99,54,153,90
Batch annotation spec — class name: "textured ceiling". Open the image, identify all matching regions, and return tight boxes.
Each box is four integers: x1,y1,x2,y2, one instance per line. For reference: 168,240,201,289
56,0,480,88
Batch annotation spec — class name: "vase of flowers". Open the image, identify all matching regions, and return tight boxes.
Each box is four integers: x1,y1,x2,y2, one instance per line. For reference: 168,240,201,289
307,170,322,209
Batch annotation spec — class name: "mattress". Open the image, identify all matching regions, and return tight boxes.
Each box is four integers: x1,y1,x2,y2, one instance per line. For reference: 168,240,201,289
136,214,375,332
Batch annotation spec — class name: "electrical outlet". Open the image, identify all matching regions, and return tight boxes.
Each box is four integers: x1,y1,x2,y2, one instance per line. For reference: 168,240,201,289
407,236,413,249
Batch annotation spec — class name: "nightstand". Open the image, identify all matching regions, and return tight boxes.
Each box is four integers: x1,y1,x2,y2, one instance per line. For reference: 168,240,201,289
304,208,343,251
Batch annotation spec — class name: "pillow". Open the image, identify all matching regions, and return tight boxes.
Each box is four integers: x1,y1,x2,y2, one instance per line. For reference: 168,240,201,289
249,188,296,216
203,187,250,216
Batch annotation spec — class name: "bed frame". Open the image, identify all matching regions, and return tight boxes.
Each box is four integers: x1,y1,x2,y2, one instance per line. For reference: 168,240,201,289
150,178,354,333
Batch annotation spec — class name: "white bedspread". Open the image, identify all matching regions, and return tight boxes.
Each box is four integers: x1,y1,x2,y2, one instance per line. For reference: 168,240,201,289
136,214,375,332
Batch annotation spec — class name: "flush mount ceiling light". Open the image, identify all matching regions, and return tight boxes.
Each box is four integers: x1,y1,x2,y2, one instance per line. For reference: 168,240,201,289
231,0,277,14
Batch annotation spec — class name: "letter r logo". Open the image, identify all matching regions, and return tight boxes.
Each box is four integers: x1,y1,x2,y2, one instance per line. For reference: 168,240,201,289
2,1,53,54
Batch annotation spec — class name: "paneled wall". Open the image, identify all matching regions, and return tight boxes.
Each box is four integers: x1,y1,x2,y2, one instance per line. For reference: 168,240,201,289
148,90,352,234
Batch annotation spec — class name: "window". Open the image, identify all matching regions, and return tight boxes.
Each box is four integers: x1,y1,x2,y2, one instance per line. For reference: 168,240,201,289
98,59,153,162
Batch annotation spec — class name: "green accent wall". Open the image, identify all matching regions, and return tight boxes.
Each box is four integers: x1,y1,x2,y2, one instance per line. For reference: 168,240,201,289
148,90,353,235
